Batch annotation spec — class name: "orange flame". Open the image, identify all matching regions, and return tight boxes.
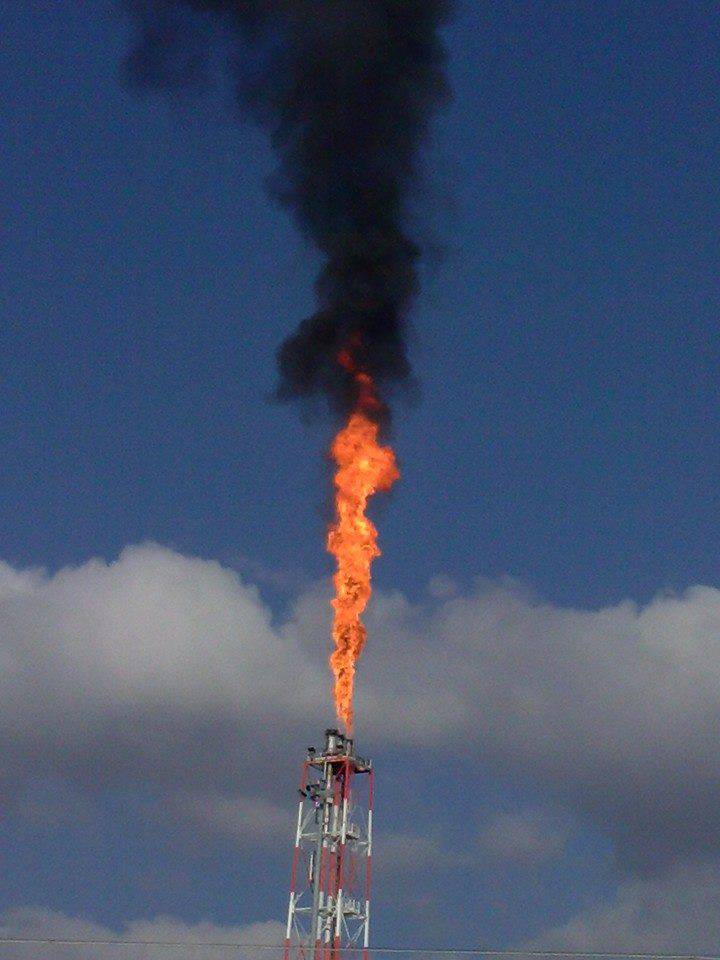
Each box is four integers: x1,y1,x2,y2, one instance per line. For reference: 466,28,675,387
327,359,399,731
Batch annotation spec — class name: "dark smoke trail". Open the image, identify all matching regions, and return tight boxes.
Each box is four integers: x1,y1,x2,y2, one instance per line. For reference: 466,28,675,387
125,0,454,419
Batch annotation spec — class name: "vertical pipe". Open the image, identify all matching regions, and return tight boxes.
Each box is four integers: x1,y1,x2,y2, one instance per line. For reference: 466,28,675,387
332,758,351,960
325,764,342,960
286,762,309,960
362,769,374,960
311,759,331,956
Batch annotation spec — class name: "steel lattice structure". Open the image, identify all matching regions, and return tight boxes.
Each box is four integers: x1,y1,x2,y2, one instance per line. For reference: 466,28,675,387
285,729,373,960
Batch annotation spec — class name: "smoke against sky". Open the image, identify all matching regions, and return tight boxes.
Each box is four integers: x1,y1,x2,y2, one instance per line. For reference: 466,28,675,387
125,1,457,729
126,0,454,418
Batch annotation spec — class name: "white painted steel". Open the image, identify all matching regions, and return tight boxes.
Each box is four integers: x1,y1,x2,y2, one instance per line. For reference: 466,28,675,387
286,894,295,940
283,730,373,958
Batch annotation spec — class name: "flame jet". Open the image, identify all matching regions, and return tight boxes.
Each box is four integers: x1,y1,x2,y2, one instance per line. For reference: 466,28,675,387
327,353,399,730
126,0,453,728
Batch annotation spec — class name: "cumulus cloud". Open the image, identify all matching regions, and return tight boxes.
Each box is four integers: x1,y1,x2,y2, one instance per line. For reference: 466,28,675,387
531,862,720,953
4,544,720,871
374,830,449,878
374,810,569,888
0,543,326,804
477,808,570,866
360,578,720,868
0,906,285,960
166,792,292,849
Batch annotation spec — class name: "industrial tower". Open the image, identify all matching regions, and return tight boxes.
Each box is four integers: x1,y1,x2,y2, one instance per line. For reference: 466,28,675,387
284,729,373,960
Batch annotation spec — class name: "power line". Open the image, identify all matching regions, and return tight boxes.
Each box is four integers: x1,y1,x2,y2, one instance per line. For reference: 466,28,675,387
0,941,715,959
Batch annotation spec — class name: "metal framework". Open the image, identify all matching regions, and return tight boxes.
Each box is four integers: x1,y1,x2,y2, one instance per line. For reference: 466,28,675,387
285,729,373,960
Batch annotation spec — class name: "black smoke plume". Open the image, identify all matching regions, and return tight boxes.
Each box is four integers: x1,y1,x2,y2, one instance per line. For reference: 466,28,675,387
126,0,454,419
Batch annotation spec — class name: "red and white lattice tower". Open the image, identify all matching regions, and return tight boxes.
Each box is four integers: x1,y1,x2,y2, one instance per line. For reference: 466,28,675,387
284,729,373,960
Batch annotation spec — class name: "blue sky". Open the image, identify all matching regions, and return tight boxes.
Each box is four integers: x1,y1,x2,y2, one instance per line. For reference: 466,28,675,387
2,1,720,955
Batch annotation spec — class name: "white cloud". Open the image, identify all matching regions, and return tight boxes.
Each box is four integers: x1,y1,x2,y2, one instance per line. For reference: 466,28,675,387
531,862,720,953
0,542,317,724
477,808,569,865
0,543,326,799
3,544,720,868
359,577,720,865
166,791,293,848
0,906,286,960
374,830,448,878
